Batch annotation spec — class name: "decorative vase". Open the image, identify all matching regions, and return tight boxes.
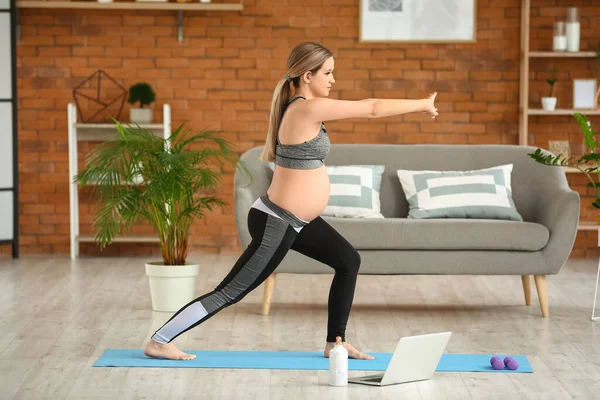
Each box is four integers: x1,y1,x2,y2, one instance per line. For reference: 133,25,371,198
145,262,200,312
541,97,557,111
130,108,153,124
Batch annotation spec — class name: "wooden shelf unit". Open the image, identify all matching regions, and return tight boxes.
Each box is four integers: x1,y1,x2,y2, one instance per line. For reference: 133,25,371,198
15,1,243,11
519,0,599,146
528,109,600,116
529,51,597,58
68,103,171,259
578,222,597,231
14,1,244,42
519,0,600,232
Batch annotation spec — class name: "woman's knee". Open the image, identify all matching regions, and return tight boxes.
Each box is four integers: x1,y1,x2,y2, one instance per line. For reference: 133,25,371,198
340,247,361,274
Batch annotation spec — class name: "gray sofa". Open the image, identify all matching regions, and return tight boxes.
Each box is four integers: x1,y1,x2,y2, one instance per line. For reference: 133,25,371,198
233,144,580,318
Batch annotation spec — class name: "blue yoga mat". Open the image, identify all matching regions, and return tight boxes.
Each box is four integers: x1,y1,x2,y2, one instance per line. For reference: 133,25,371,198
93,349,532,373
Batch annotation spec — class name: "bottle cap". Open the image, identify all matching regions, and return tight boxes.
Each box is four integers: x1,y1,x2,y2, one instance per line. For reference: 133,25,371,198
335,336,343,345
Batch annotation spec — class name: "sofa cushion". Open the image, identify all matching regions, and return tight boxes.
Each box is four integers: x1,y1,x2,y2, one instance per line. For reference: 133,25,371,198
322,164,385,218
322,217,549,251
396,164,523,221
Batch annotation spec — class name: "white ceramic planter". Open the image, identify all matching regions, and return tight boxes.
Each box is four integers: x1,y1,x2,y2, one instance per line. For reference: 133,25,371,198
145,262,200,312
130,108,153,124
541,97,557,111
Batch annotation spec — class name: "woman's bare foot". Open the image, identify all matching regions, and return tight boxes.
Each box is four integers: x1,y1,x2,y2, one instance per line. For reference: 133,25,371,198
324,341,374,360
144,339,196,360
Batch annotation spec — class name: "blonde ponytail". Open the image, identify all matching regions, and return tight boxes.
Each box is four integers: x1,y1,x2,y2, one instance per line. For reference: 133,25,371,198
260,78,291,162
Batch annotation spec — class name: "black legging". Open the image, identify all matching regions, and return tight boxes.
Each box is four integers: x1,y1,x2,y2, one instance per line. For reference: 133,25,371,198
151,206,361,344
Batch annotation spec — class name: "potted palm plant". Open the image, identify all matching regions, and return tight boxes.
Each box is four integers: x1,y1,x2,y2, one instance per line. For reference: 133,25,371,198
128,82,156,124
528,113,599,210
74,122,251,312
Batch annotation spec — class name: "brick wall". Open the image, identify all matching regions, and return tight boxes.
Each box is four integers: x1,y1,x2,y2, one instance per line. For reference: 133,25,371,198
6,0,600,258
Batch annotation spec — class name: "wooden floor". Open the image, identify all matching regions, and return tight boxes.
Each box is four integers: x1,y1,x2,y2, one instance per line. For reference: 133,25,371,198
1,254,600,399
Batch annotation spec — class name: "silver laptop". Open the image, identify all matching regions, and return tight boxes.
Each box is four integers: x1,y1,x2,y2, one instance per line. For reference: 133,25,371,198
348,331,452,387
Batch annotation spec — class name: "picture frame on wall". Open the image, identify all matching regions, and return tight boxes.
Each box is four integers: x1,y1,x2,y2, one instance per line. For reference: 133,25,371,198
573,79,597,110
359,0,477,43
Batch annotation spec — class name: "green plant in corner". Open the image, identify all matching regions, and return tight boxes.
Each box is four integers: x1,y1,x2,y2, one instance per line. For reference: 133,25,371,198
73,122,252,265
128,82,156,108
528,113,600,208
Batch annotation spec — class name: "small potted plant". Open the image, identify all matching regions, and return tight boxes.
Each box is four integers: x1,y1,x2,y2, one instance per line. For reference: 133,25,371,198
528,113,599,208
542,66,558,111
128,82,156,124
73,122,252,312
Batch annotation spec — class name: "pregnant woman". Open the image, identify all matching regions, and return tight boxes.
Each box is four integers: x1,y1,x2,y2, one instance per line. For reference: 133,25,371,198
144,41,438,361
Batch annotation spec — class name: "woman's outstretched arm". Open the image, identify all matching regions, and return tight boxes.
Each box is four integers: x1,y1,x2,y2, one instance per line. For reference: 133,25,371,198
303,92,438,122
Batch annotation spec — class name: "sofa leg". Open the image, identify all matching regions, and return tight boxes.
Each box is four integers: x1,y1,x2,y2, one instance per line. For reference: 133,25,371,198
534,274,549,318
521,275,532,306
262,273,276,316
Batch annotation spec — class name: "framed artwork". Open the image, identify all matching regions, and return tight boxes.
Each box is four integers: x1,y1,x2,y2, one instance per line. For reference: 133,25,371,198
359,0,477,43
548,140,570,160
573,79,597,110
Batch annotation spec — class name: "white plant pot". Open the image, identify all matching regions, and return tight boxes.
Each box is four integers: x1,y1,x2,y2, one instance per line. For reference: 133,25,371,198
145,262,200,312
541,97,557,111
130,108,153,124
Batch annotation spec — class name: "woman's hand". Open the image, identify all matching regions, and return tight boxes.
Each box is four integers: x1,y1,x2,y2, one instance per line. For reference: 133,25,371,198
423,92,438,119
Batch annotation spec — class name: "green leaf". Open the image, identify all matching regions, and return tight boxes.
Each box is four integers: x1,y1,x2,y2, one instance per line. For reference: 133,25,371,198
573,113,596,153
579,152,600,160
527,148,569,166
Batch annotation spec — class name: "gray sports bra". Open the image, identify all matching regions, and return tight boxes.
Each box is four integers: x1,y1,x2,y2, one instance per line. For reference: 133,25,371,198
275,96,331,170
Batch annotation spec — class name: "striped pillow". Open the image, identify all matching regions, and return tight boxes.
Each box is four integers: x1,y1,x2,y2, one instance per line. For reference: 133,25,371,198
323,165,385,218
267,163,385,218
396,164,523,221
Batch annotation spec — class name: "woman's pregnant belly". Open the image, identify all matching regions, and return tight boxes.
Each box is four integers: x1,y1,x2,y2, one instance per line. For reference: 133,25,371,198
266,165,330,222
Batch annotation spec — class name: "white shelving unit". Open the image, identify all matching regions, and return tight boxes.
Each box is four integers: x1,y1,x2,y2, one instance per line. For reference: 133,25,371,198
67,103,171,260
519,0,598,148
519,0,599,232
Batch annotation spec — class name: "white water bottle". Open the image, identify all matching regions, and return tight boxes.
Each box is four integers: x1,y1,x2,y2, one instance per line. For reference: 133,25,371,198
329,336,348,386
